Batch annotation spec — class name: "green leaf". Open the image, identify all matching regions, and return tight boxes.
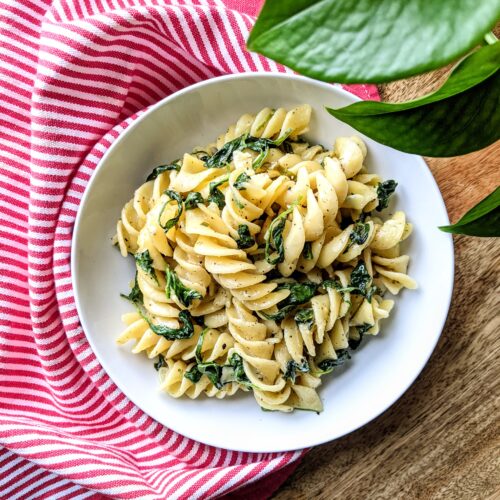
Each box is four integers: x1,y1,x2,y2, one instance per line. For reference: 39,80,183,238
236,224,255,249
148,310,195,340
154,354,167,371
261,281,318,321
165,265,202,307
207,176,229,209
439,187,500,236
283,358,310,383
294,308,314,329
146,162,180,182
233,172,251,190
376,180,398,211
349,261,372,296
120,272,143,304
265,200,300,265
159,190,183,232
302,242,313,260
248,0,500,83
316,350,351,374
327,44,500,156
185,192,204,210
344,221,370,251
134,250,158,284
349,323,373,350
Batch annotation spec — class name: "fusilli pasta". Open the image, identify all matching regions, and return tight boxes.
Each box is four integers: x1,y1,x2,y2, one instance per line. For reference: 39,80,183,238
114,105,416,412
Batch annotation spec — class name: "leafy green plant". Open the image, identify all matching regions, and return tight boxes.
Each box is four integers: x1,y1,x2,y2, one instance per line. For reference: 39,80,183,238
248,2,500,236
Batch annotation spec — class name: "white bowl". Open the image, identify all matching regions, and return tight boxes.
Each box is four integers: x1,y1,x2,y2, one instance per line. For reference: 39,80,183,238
72,73,454,453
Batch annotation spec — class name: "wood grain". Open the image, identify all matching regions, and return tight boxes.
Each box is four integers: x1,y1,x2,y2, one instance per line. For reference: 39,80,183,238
272,73,500,499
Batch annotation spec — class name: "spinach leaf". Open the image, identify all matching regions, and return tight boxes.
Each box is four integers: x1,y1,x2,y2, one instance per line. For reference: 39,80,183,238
302,241,313,259
349,323,373,350
350,261,372,296
233,172,251,190
165,266,202,307
323,261,379,303
121,276,195,340
158,190,183,232
322,278,357,295
439,186,500,237
294,308,314,329
345,221,370,251
226,353,252,387
265,201,299,264
376,180,398,211
283,358,310,383
205,132,294,170
120,272,143,304
184,352,251,389
154,354,167,371
146,162,180,182
207,176,229,209
134,250,158,284
316,349,351,373
185,362,222,388
248,0,500,83
236,224,255,249
205,135,247,169
327,43,500,156
184,192,204,210
148,310,195,340
262,281,318,321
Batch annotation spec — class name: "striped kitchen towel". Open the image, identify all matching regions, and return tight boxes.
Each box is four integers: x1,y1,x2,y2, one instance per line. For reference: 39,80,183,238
0,0,378,498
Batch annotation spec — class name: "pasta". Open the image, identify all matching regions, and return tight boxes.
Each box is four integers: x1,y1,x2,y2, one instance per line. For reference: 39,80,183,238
114,105,417,413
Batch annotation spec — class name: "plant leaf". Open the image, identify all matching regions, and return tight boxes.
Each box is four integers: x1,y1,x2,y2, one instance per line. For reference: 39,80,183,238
327,44,500,156
439,187,500,236
248,0,500,83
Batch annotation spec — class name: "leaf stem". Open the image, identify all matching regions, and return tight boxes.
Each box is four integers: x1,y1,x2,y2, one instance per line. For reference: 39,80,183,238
484,31,498,45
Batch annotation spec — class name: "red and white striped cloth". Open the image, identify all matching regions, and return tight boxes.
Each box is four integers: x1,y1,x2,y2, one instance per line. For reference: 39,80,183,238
0,0,378,497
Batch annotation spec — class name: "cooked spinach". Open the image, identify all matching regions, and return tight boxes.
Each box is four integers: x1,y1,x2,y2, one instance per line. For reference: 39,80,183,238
294,308,314,329
265,201,298,264
262,281,318,321
146,162,180,182
283,358,310,383
165,266,202,307
158,190,183,232
121,275,195,340
349,323,373,350
323,261,379,303
205,135,248,169
154,354,167,371
184,351,251,389
236,224,255,249
322,278,357,295
207,176,229,209
303,242,314,260
350,261,372,296
345,221,370,251
376,180,398,211
233,172,251,190
134,250,158,284
317,350,351,373
204,131,294,170
184,192,204,210
148,310,195,340
185,361,222,387
120,272,143,304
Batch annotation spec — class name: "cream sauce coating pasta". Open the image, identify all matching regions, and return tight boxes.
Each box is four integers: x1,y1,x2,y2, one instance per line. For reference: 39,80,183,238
115,105,416,413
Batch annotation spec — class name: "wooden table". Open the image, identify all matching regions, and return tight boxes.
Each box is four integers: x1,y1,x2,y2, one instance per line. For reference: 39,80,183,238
273,76,500,499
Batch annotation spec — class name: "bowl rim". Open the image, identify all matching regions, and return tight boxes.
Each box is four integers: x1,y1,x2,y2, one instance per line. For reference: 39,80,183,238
71,72,454,452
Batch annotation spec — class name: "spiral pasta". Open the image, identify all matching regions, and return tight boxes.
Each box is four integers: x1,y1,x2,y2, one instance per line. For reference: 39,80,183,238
115,105,416,413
